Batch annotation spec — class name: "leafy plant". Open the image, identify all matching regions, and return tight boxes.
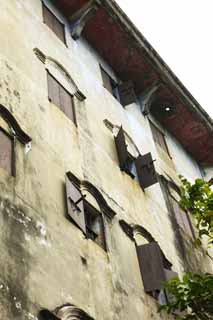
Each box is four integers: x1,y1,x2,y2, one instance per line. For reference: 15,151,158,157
159,177,213,319
179,176,213,246
159,273,213,320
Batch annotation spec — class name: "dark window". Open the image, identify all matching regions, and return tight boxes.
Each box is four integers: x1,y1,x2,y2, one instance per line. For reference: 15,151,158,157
100,66,137,107
42,3,66,44
169,194,195,238
0,129,13,176
85,202,106,251
100,66,119,100
150,121,170,156
65,174,106,251
47,72,76,124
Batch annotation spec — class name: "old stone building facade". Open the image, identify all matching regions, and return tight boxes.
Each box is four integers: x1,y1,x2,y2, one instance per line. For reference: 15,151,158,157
0,0,212,319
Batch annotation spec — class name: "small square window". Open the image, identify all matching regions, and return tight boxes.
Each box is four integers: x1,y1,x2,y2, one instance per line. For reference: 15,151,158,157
100,66,119,101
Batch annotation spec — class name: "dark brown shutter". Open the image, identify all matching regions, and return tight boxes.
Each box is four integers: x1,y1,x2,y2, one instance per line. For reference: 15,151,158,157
117,81,137,106
114,127,129,170
47,72,60,107
65,174,86,234
0,130,12,175
135,152,158,189
42,4,54,30
170,196,194,238
59,86,75,123
150,122,170,155
137,242,166,292
53,17,65,43
100,68,113,94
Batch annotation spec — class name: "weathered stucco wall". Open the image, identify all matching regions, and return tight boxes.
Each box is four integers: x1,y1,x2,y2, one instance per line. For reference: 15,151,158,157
0,1,212,319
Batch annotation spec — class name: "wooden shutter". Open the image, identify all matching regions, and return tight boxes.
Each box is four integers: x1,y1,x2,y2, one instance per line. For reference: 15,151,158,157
150,122,170,155
53,17,65,43
170,196,194,238
42,4,54,30
114,127,129,170
117,81,137,106
137,242,166,292
47,72,60,107
135,152,158,189
0,130,12,175
59,86,75,123
164,269,178,281
65,174,86,234
100,68,113,94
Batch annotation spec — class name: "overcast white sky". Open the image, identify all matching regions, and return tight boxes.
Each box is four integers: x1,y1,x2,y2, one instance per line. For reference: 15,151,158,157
116,0,213,119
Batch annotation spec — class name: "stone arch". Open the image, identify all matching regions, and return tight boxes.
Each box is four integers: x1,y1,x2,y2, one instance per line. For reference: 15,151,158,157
33,48,85,101
81,180,116,219
119,220,172,269
0,104,31,144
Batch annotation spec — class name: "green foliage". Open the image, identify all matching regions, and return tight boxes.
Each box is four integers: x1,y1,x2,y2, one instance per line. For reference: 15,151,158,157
179,176,213,246
159,273,213,320
159,177,213,319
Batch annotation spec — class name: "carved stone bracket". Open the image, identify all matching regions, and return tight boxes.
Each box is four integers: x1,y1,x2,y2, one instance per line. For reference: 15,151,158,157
69,0,99,40
0,104,31,144
140,82,160,116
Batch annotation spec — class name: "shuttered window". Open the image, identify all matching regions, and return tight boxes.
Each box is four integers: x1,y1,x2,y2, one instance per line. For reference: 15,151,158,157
42,3,66,44
150,121,170,156
65,174,107,250
47,72,76,124
137,242,178,294
0,129,13,176
169,195,194,238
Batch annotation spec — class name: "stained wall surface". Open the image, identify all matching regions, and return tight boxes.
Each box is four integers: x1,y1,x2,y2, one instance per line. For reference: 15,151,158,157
0,1,212,319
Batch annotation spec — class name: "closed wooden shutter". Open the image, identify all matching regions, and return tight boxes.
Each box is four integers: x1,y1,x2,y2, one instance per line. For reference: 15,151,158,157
135,153,158,189
150,122,170,155
117,81,136,106
170,195,194,238
53,17,65,43
42,3,65,44
65,174,86,234
114,127,129,170
0,130,12,175
137,242,166,292
59,86,75,123
47,72,60,107
42,4,54,30
100,67,113,94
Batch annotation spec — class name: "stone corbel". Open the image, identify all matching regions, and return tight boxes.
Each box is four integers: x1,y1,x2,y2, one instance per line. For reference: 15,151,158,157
69,0,100,40
140,82,160,116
